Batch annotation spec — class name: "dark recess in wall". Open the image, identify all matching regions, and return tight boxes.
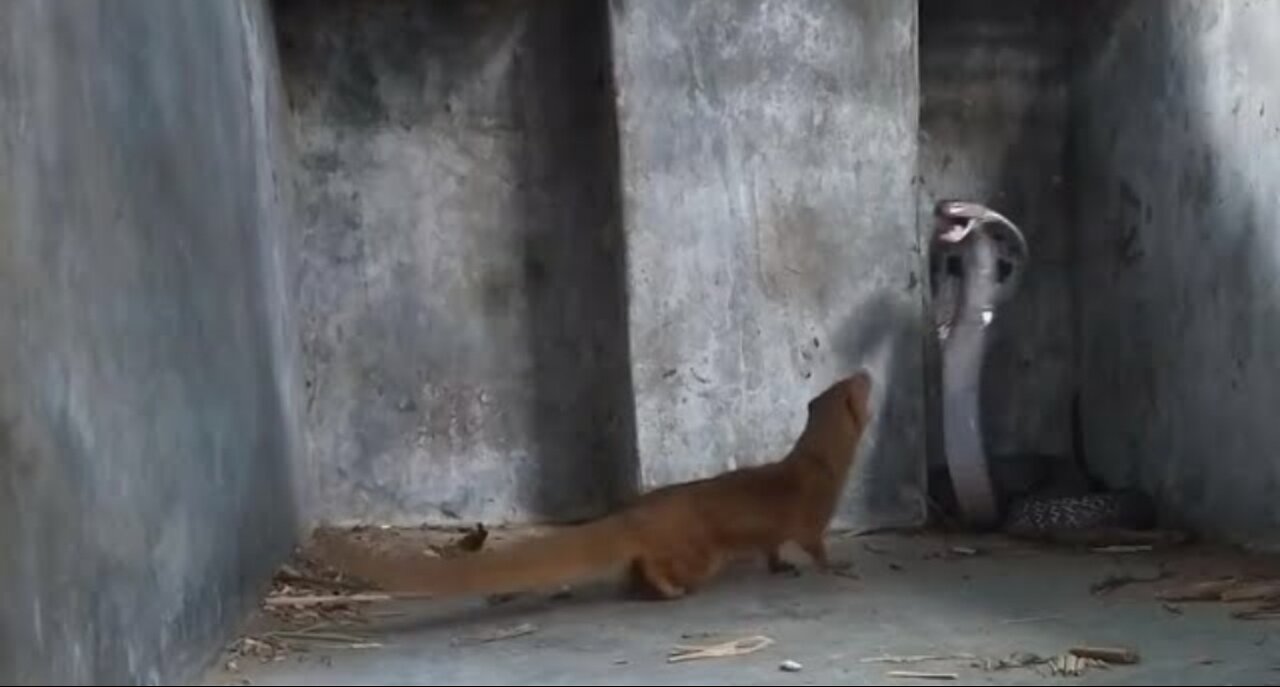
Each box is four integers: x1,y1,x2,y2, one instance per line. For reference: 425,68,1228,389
274,0,637,525
918,0,1079,516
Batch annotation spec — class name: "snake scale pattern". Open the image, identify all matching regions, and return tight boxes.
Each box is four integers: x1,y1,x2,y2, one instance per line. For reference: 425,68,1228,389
1000,490,1156,540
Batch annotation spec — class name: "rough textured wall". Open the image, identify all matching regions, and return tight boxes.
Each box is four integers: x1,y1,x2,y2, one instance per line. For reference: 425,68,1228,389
919,0,1074,465
1073,1,1280,548
277,0,635,526
0,0,302,683
610,0,925,529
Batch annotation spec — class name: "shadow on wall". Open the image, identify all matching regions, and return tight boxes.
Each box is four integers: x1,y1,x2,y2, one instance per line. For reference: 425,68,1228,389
833,292,929,531
1070,0,1280,545
512,1,638,520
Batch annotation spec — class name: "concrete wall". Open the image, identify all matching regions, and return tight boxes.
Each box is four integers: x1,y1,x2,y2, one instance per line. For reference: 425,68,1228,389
919,0,1075,464
277,0,635,526
610,1,925,529
1072,1,1280,548
282,0,926,531
0,1,302,683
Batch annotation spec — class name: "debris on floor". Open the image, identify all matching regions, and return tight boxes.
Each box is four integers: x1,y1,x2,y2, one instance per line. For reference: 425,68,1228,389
219,544,400,670
1154,576,1280,619
273,561,362,592
202,531,1280,685
1048,653,1105,677
1231,602,1280,620
920,543,984,560
223,626,384,671
428,523,489,558
451,621,540,647
1049,528,1190,550
485,592,519,606
678,630,722,641
862,643,1139,680
259,589,381,630
260,629,382,649
1155,577,1242,602
778,659,803,672
486,584,572,606
1032,645,1141,677
860,653,977,665
225,636,288,668
1220,580,1280,602
667,635,774,663
1089,569,1169,595
264,592,394,608
1090,544,1154,554
261,550,385,629
972,651,1047,671
886,670,958,680
1068,645,1140,665
998,614,1064,625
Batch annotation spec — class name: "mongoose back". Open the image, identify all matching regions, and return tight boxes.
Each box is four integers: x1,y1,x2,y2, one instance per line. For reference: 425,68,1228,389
315,370,874,601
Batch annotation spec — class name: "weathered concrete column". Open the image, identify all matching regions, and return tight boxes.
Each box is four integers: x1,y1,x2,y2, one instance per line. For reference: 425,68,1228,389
610,0,925,529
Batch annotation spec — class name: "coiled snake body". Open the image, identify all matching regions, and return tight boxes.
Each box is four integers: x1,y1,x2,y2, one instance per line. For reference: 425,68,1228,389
982,397,1154,540
1001,490,1155,540
929,452,1156,541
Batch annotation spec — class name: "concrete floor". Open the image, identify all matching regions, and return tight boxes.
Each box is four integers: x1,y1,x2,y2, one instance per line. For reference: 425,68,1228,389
204,533,1280,686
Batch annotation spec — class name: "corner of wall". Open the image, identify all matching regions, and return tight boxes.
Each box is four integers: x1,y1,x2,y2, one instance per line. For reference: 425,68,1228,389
239,0,314,541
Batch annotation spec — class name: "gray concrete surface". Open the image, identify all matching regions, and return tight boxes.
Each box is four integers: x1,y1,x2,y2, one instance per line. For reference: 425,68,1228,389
918,0,1075,466
610,1,926,530
1071,1,1280,548
0,0,302,683
202,534,1280,685
277,0,636,527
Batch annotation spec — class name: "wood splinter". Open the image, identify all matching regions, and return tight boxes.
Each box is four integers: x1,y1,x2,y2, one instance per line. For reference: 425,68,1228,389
1068,646,1140,665
886,670,959,680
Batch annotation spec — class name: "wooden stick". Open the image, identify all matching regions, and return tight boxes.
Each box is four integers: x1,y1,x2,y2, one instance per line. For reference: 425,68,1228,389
860,654,976,664
667,635,774,663
1232,606,1280,620
275,572,365,592
452,621,539,646
263,630,377,644
1221,581,1280,603
1090,544,1153,553
886,670,959,680
1156,577,1238,602
1069,646,1140,665
264,592,397,607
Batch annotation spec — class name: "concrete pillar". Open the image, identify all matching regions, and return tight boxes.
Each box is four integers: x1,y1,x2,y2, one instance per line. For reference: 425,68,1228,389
610,0,926,529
